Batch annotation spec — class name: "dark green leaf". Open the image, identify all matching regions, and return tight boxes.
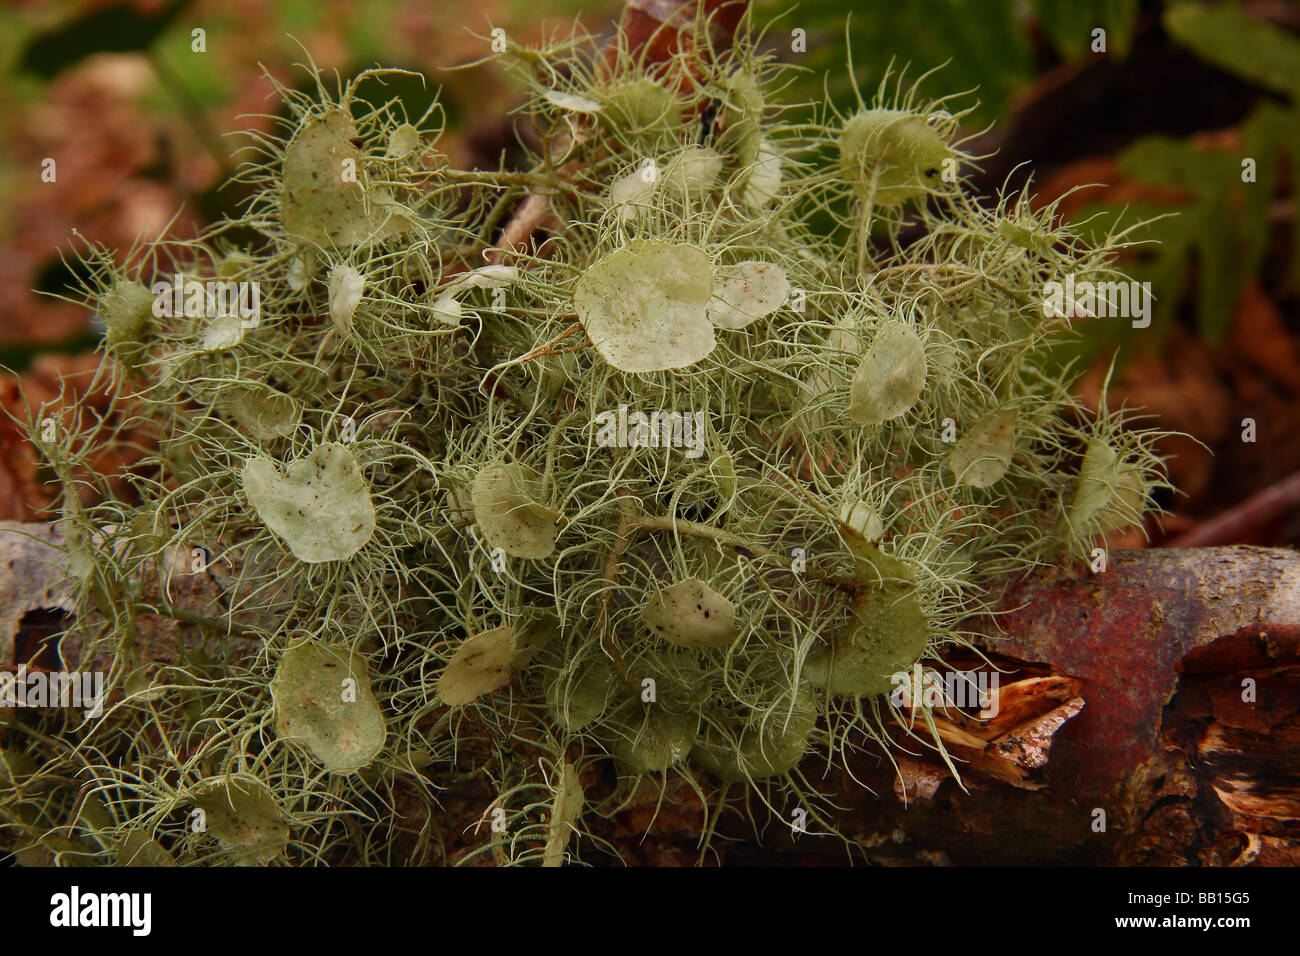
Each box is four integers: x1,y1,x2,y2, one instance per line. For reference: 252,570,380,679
17,0,193,79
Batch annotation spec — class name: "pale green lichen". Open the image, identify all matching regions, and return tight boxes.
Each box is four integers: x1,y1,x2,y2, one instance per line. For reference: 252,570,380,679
243,444,376,563
271,642,386,772
643,577,740,649
470,463,561,559
437,626,517,707
6,10,1174,869
574,241,716,372
191,777,289,866
838,108,955,205
847,320,927,424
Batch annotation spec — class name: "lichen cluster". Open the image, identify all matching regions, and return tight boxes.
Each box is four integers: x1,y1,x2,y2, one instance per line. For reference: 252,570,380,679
1,10,1169,866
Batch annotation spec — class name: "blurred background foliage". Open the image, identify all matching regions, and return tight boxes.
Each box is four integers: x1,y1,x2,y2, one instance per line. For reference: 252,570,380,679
763,0,1140,126
0,0,1296,541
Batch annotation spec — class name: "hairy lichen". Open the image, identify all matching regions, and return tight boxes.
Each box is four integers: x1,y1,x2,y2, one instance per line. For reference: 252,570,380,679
1,10,1173,867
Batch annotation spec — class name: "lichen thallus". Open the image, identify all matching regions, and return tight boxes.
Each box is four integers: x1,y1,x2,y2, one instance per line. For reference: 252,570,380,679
2,13,1172,866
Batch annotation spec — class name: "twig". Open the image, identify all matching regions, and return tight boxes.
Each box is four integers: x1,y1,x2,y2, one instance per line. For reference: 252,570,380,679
510,322,587,366
627,514,785,562
595,492,637,684
1167,468,1300,547
135,600,252,637
626,513,859,594
486,193,559,264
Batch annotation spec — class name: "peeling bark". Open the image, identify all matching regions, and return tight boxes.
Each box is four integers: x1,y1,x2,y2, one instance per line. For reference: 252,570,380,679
824,546,1300,865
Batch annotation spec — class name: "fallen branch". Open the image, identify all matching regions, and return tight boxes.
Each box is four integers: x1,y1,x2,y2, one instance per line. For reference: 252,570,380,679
1168,468,1300,547
834,546,1300,865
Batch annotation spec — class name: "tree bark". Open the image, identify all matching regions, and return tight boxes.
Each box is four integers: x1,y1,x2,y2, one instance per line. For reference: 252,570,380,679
746,546,1300,865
